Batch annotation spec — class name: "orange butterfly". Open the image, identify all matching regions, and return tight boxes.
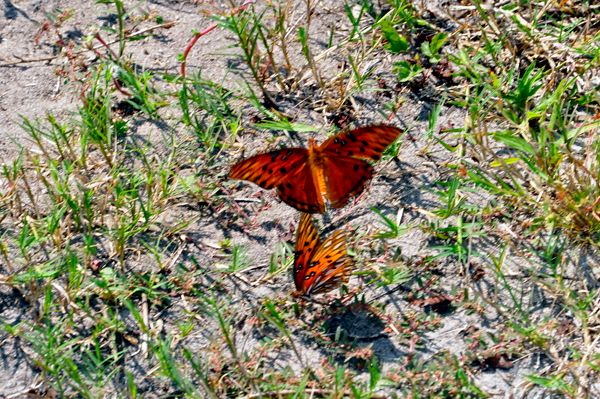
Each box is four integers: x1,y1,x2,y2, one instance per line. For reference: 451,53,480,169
230,125,402,213
292,213,353,297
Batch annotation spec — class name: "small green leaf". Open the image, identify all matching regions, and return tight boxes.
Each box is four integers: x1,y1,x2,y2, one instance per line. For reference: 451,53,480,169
421,41,432,57
253,120,319,132
493,131,535,155
393,61,422,82
490,157,521,167
557,119,600,145
421,32,448,63
430,32,448,54
380,20,408,53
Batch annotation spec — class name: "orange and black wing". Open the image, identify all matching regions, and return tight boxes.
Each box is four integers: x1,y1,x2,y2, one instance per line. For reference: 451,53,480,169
293,213,321,292
319,125,401,208
322,155,373,209
229,148,308,190
276,162,325,213
320,125,402,162
294,214,353,297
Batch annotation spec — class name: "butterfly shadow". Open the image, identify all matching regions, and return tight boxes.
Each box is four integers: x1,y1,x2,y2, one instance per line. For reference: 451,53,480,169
302,301,406,365
324,305,387,340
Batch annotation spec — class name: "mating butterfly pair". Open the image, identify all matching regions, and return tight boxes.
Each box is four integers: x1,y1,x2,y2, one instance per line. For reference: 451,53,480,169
230,125,401,296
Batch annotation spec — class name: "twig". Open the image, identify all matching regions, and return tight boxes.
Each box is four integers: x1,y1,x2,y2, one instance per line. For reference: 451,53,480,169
141,293,149,358
234,197,262,203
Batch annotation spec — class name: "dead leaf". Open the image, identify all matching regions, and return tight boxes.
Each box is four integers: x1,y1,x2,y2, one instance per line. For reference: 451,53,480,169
409,293,453,313
484,353,513,370
557,318,573,335
472,265,485,281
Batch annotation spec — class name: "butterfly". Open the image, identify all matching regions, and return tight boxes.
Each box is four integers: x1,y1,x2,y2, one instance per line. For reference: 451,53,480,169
292,213,354,297
230,125,402,213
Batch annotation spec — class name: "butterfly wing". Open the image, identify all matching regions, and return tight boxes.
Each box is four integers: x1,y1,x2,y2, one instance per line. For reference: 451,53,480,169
230,148,326,212
301,229,353,297
276,162,325,213
323,156,373,209
293,214,353,297
230,148,309,190
319,125,401,208
293,213,321,292
320,125,402,162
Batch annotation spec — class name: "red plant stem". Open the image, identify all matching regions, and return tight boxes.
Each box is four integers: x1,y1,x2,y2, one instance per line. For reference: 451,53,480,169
209,201,229,226
91,32,134,96
112,77,132,96
218,182,251,219
93,32,118,60
94,32,137,77
250,202,270,226
181,0,256,78
217,183,262,230
408,334,419,353
340,288,360,305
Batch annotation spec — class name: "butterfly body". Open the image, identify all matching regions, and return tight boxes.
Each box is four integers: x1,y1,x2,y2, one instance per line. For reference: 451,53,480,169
306,141,327,194
292,213,353,297
230,125,401,213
